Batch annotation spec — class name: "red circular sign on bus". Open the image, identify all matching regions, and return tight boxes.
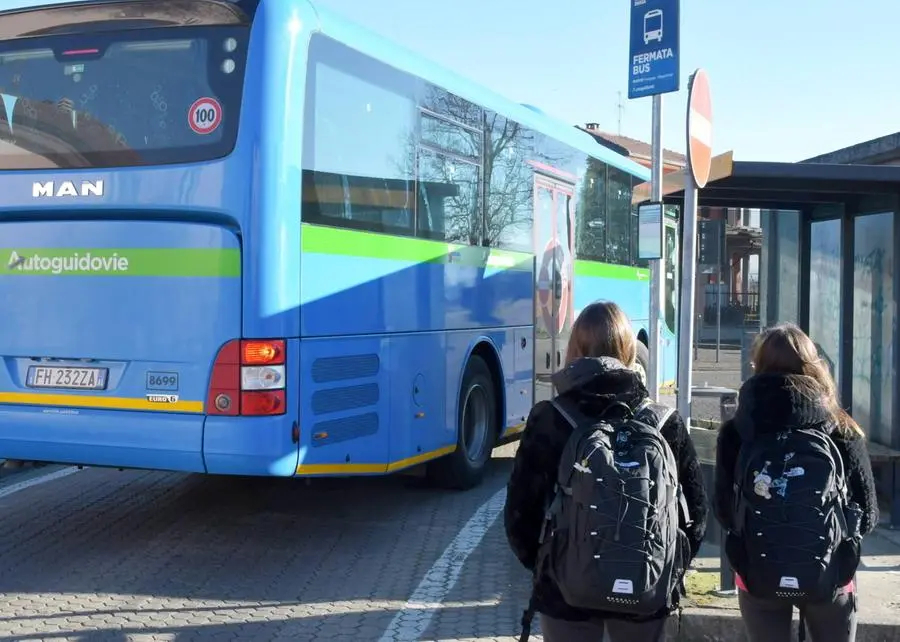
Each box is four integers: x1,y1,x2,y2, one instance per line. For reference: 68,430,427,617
537,240,554,308
188,97,223,135
556,246,571,333
537,240,572,334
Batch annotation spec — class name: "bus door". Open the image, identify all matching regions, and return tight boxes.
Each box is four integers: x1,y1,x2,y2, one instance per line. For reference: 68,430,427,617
660,209,680,390
533,172,575,404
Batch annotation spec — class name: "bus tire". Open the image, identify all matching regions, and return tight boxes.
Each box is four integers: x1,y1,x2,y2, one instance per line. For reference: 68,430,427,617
427,354,497,490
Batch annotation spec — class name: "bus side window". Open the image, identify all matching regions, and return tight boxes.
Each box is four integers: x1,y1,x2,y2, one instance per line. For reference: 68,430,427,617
484,111,534,253
301,36,416,237
576,160,608,262
416,147,480,244
606,166,632,265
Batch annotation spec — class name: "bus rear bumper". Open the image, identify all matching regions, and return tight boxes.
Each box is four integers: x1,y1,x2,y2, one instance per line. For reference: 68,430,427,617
0,405,206,472
0,406,300,476
202,415,298,477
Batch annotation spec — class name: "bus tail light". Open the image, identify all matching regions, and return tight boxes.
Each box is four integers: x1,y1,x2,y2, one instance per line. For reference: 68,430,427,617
241,390,285,415
242,340,284,365
207,339,286,416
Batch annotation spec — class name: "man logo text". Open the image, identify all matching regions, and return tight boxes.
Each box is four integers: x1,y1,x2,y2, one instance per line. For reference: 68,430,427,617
33,180,104,198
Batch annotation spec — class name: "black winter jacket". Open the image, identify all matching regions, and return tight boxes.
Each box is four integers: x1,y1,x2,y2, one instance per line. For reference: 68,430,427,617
713,373,879,581
503,357,709,622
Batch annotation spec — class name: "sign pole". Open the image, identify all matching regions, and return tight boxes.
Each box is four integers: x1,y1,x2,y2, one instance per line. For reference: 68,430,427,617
629,0,679,401
678,163,698,423
716,232,722,363
647,95,664,402
676,68,712,430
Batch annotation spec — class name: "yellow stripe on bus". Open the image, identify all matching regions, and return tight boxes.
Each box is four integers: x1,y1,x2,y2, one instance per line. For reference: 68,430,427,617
296,444,457,475
0,392,204,413
296,419,528,476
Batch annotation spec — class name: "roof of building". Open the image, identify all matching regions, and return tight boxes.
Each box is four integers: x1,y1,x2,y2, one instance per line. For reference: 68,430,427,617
578,125,687,167
634,151,900,210
802,131,900,165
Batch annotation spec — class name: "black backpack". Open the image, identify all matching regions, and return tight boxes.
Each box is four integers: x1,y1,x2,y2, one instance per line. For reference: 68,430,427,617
524,395,691,628
731,426,860,604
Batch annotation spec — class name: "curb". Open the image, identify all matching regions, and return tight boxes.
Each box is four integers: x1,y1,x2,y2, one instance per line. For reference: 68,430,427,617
671,607,900,641
0,460,48,479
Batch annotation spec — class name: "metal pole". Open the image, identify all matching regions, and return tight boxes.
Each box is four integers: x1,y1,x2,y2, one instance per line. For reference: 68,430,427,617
676,177,699,430
647,94,664,402
716,224,722,363
694,314,703,361
694,314,699,360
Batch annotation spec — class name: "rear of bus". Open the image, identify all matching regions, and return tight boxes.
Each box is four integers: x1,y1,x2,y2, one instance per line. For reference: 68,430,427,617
0,0,297,474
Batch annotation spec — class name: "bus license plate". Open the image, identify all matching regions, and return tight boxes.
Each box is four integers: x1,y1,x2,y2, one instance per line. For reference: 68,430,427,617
26,366,108,390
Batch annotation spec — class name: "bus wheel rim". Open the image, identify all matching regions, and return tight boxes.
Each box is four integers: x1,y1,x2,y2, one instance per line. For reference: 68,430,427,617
462,383,489,463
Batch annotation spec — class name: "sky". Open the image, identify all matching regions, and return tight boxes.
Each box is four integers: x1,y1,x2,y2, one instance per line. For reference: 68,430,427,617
314,0,898,163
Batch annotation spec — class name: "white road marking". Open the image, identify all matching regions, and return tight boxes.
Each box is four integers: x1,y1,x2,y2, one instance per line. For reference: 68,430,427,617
378,487,507,642
0,466,80,500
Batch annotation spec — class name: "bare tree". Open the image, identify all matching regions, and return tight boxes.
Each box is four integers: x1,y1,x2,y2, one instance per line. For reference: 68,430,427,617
398,87,545,250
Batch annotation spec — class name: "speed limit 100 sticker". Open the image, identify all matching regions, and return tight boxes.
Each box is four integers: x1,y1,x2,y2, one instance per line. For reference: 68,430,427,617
188,97,222,135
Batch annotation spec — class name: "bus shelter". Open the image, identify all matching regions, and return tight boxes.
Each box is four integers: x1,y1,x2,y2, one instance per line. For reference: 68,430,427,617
635,152,900,452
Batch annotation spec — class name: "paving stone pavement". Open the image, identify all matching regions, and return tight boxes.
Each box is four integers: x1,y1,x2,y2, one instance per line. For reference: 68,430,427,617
0,444,543,642
0,362,751,642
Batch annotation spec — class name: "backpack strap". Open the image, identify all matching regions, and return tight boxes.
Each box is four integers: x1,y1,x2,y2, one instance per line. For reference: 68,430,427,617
548,397,583,431
631,399,676,431
549,397,633,432
821,430,852,539
632,400,693,528
547,398,591,501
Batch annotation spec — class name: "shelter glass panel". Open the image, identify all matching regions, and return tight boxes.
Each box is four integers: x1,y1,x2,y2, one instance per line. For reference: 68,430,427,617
852,211,894,444
808,217,843,393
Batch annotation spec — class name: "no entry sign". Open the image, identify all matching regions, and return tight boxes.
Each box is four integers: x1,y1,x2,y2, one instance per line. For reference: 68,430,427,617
687,69,712,188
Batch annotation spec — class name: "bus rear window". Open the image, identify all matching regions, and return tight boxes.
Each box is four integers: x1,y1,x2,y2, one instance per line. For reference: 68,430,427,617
0,27,248,169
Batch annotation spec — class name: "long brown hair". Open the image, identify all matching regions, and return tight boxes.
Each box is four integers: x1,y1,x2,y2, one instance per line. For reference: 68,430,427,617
752,322,863,437
565,301,637,368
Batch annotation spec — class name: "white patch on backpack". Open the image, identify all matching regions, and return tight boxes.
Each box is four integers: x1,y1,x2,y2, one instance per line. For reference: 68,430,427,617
779,576,800,590
753,461,773,499
612,579,634,594
574,461,592,474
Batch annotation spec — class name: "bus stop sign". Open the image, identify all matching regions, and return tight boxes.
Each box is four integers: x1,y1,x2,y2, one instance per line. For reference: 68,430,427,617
687,68,712,188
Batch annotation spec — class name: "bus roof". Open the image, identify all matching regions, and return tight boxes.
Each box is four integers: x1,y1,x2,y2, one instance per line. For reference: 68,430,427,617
306,2,650,180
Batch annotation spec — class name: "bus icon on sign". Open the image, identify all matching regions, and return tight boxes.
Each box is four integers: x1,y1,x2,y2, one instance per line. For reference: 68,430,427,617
643,9,663,44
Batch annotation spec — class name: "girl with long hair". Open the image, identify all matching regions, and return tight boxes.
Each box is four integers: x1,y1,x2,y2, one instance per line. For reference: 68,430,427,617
504,301,708,642
713,322,878,642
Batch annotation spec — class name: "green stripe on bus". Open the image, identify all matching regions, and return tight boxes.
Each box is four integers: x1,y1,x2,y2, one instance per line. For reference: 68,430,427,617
575,260,650,282
302,224,534,271
1,248,241,277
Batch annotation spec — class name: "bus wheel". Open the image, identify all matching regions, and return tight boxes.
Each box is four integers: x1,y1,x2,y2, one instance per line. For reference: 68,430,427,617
427,354,497,490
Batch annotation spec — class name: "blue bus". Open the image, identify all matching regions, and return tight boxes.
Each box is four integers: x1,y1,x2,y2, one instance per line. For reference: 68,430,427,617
0,0,675,489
